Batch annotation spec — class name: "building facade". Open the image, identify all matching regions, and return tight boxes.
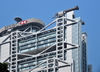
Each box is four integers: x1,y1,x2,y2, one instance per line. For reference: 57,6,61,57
0,6,90,72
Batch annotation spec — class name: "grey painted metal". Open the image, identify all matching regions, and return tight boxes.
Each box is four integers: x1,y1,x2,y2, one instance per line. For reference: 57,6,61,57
2,17,80,72
0,7,89,72
1,18,80,72
0,18,45,35
56,16,65,61
53,6,79,18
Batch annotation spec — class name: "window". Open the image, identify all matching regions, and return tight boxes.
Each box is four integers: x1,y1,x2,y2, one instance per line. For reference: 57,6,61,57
12,55,16,57
12,36,16,39
12,33,16,35
48,64,54,67
58,38,63,42
12,47,16,50
58,19,62,22
50,41,56,45
20,49,28,53
38,37,43,41
58,34,63,38
12,40,16,43
44,39,48,43
58,30,63,34
48,37,56,42
49,68,54,72
32,27,39,32
19,39,36,46
30,47,36,50
58,23,63,26
38,45,45,48
58,27,63,30
58,54,62,58
12,51,16,54
12,62,16,65
48,59,54,63
58,50,62,54
12,58,16,61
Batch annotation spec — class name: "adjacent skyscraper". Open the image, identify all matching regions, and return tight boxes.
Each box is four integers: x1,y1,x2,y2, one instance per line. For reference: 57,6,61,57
0,6,91,72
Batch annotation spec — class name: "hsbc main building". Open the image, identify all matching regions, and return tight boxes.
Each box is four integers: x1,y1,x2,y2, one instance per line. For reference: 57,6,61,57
0,6,92,72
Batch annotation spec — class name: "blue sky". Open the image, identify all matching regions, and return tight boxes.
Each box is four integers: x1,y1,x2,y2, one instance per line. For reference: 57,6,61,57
0,0,100,72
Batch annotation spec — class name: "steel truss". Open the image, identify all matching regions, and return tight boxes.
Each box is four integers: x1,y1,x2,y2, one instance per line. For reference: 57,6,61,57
1,12,81,72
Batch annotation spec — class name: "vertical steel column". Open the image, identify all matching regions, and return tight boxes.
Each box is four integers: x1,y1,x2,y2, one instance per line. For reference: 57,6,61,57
56,16,65,61
47,58,57,72
10,31,18,72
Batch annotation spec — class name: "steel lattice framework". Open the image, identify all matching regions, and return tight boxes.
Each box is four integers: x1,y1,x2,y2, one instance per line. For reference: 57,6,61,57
0,6,87,72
